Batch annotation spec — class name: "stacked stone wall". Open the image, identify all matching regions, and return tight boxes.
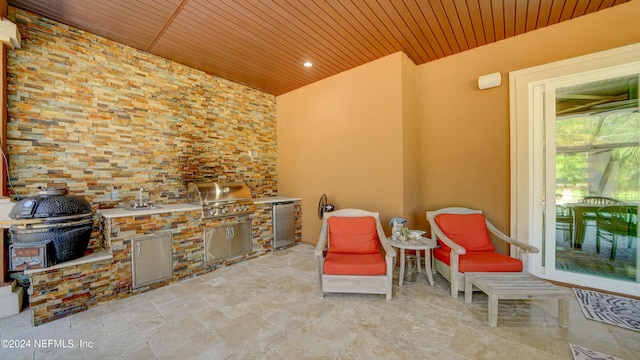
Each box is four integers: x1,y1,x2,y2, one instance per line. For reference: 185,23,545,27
5,7,278,209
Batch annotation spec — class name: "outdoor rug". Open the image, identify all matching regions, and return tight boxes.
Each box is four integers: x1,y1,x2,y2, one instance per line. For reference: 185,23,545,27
573,288,640,332
569,343,621,360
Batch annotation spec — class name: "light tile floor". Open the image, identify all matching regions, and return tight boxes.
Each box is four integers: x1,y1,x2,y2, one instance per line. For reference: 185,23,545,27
1,244,638,359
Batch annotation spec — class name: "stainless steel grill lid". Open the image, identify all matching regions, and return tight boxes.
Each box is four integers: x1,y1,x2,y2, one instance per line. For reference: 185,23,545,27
187,182,255,219
188,182,252,204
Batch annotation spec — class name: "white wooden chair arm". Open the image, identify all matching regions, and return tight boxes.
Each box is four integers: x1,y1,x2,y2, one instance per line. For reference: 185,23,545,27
378,235,397,258
376,221,396,257
430,223,467,255
486,221,539,253
315,221,328,257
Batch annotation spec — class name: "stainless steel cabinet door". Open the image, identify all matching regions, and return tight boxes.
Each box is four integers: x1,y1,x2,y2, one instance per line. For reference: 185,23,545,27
229,221,252,255
205,226,232,260
205,221,252,262
132,232,173,289
273,203,295,249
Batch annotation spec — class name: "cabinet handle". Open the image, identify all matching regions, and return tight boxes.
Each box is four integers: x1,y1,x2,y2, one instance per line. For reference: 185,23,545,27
137,242,141,257
230,227,235,238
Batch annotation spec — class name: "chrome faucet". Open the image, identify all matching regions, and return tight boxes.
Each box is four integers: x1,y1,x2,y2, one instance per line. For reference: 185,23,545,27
138,187,144,207
125,187,160,211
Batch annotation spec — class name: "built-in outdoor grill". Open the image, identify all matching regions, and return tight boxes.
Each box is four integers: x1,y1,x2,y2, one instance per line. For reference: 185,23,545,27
187,182,255,219
187,182,255,262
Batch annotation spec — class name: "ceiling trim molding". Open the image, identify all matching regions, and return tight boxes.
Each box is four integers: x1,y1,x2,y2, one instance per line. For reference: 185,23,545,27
145,0,189,52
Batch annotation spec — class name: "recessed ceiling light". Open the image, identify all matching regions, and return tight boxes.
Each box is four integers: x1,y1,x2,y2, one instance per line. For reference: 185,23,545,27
303,62,313,68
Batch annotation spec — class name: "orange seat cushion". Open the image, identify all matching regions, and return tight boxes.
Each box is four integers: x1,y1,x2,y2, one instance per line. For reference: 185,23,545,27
323,252,386,275
435,214,495,252
433,248,523,272
328,216,379,254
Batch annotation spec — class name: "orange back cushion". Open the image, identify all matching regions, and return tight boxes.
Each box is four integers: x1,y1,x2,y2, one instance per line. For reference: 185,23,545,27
328,216,379,254
434,213,495,252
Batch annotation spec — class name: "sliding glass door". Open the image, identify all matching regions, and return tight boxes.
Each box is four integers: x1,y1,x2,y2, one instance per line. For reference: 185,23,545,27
540,69,639,290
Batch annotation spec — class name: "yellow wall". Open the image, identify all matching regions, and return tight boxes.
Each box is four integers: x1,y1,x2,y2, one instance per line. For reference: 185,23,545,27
278,1,640,244
277,52,416,243
401,54,419,226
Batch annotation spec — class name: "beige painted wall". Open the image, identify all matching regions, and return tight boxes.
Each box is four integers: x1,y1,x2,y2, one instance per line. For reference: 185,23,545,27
416,0,640,233
278,1,640,245
277,53,416,244
401,54,419,226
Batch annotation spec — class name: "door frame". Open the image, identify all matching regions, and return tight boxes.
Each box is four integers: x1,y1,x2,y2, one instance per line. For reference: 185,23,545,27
509,43,640,296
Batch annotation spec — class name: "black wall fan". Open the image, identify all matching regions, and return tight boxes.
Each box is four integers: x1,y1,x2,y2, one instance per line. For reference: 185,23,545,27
317,193,335,219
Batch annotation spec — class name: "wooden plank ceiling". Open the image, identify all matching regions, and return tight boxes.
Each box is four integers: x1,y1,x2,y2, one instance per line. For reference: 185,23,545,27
7,0,632,96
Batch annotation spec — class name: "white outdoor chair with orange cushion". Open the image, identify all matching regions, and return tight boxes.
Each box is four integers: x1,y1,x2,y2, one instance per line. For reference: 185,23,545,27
426,207,539,297
315,209,396,300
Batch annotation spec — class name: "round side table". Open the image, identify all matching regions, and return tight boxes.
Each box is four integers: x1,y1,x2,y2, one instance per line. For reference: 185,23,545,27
387,236,437,286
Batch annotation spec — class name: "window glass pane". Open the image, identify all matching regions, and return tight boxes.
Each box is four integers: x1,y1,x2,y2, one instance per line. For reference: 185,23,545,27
554,74,639,283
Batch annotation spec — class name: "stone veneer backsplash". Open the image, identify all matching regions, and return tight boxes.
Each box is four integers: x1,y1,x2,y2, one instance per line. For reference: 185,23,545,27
5,7,278,209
